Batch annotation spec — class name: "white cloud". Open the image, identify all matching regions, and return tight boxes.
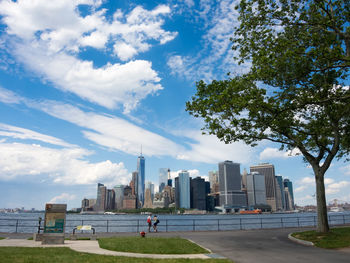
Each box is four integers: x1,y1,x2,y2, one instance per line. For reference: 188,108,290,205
259,147,301,160
0,0,177,113
0,140,130,186
49,193,76,204
13,42,162,113
300,177,315,185
0,87,22,104
168,0,247,81
176,129,253,164
0,123,74,148
33,100,184,157
326,181,350,195
0,89,255,165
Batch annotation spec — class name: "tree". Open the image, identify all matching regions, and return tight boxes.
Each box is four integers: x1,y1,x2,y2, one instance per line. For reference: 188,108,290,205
186,0,350,232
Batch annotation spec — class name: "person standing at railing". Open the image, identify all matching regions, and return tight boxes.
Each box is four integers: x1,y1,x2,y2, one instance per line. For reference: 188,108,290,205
153,215,159,232
147,214,152,232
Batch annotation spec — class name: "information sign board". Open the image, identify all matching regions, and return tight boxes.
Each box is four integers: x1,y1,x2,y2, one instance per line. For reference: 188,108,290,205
44,204,66,233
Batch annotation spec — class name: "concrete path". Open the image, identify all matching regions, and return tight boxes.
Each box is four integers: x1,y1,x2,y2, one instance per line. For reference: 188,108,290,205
168,228,350,263
0,238,220,259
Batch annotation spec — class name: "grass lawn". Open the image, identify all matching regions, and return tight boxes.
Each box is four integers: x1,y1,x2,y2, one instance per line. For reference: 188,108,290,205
98,236,209,254
292,227,350,249
0,237,5,240
0,247,232,263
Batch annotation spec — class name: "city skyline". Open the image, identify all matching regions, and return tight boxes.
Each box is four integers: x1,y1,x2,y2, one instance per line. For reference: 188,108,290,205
0,0,349,210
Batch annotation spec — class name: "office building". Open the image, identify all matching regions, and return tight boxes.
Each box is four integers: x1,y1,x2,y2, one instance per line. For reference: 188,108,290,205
250,163,277,211
275,175,285,211
95,183,107,211
106,189,115,210
131,171,138,197
241,168,248,191
143,188,153,208
246,172,267,207
190,177,207,210
137,155,145,208
114,185,124,210
175,170,191,209
218,161,247,208
159,168,168,192
209,171,219,193
283,179,295,210
146,181,154,201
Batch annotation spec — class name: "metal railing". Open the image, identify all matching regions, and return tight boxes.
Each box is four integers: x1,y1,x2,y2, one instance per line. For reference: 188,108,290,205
1,214,349,233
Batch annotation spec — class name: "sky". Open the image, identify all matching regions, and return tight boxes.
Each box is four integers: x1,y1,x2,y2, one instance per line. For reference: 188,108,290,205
0,0,349,210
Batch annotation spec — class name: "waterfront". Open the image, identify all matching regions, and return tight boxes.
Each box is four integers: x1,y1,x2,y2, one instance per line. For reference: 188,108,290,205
1,211,349,233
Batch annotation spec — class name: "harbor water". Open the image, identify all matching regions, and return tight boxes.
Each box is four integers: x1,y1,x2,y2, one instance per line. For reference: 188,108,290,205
1,211,349,233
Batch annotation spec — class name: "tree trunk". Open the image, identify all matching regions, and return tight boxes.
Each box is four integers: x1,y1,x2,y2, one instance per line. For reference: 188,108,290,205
315,170,329,232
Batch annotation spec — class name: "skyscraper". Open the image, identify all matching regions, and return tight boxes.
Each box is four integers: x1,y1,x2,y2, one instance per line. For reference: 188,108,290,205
218,161,247,208
283,179,294,210
175,170,190,209
137,155,145,208
96,183,107,211
106,189,115,210
190,177,206,210
208,171,219,193
275,175,285,211
250,163,277,211
159,168,168,192
114,185,124,210
246,172,267,207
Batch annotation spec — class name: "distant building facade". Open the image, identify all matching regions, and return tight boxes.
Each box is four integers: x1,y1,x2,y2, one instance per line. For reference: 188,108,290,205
175,170,191,209
137,155,145,208
218,161,247,208
190,177,207,210
250,163,277,211
95,183,107,211
246,172,267,207
114,185,124,210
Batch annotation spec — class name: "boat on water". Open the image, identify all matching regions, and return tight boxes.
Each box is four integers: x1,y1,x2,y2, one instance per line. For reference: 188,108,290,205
329,207,344,213
240,209,262,215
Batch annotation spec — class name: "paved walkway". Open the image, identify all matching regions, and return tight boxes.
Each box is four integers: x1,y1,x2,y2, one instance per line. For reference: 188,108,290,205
0,237,221,259
1,228,350,262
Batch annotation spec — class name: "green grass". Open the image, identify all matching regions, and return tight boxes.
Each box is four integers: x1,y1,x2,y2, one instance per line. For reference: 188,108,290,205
98,237,209,254
0,237,5,240
292,227,350,249
0,247,232,263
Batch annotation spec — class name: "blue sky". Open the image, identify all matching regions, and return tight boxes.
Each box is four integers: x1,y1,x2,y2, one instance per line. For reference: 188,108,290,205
0,0,349,210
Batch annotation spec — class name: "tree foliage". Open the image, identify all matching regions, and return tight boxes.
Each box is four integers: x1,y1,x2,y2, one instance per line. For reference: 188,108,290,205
186,0,350,232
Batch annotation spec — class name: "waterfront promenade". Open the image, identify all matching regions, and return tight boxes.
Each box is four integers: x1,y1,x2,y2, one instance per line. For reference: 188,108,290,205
1,227,349,263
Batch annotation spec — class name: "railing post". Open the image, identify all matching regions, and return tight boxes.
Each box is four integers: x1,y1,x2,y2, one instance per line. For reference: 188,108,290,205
15,219,18,233
314,216,316,226
343,215,346,225
166,219,168,232
297,217,300,227
260,218,263,229
137,219,139,233
106,220,109,232
193,219,195,231
281,217,283,228
217,219,220,231
240,218,242,230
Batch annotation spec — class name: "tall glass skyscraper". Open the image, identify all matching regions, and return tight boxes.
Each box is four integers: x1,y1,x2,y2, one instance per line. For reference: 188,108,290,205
159,168,168,192
218,160,247,208
137,155,145,208
177,170,190,209
250,163,277,211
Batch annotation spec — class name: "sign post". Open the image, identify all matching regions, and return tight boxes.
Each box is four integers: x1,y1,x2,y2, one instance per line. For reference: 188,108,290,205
42,203,67,244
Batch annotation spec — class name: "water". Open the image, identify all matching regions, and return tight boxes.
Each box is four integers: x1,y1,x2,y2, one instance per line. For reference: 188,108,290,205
1,211,349,233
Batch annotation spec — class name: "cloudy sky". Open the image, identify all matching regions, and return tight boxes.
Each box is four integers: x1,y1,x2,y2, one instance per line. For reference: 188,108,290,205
0,0,349,210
